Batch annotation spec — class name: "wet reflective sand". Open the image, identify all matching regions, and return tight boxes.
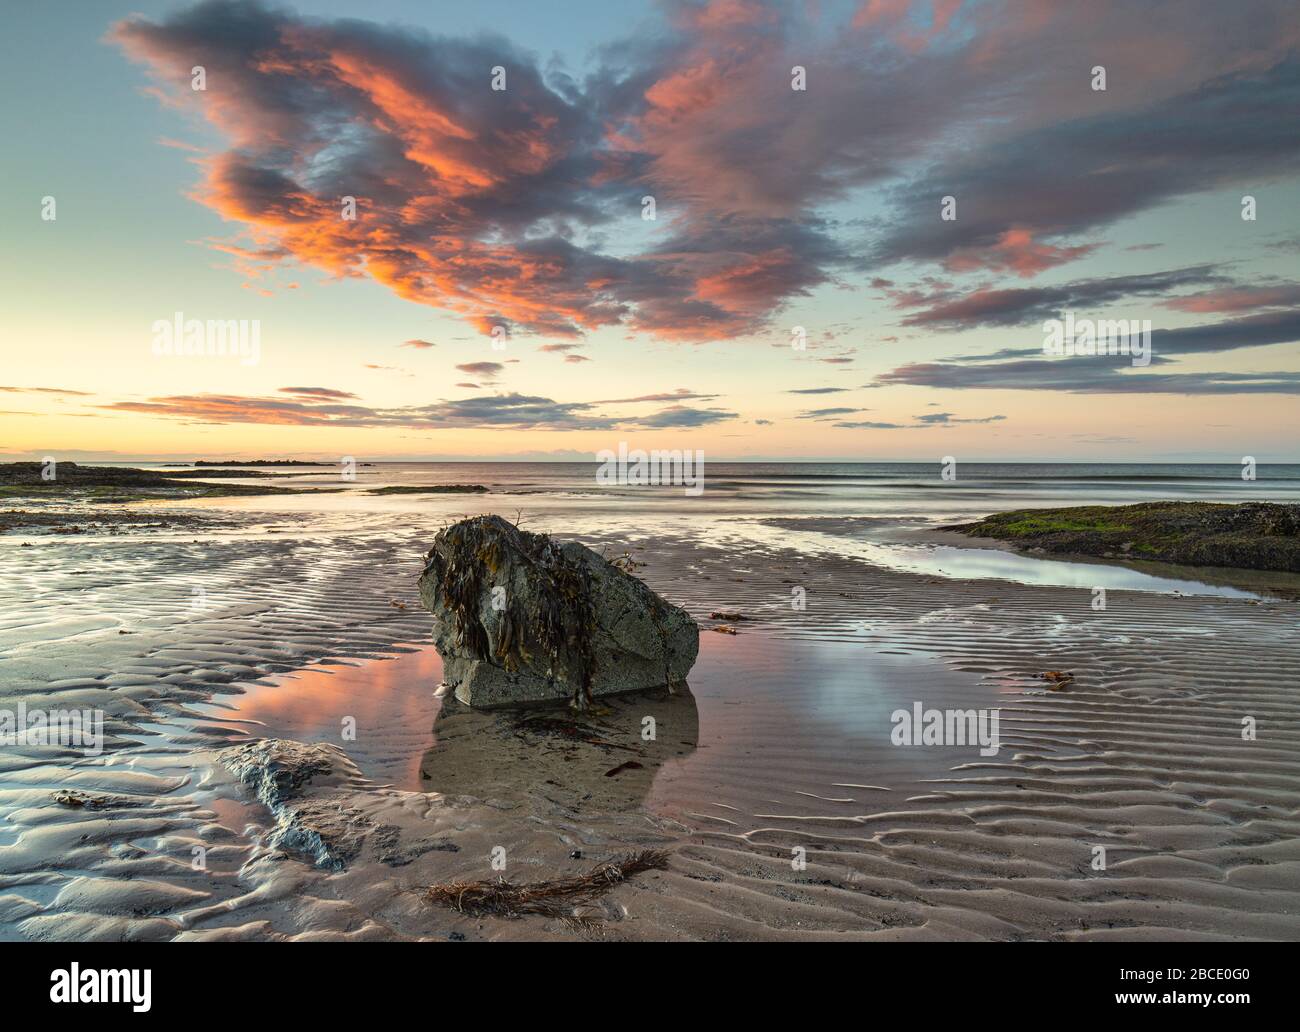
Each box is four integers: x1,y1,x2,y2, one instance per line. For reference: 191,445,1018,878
3,466,1299,940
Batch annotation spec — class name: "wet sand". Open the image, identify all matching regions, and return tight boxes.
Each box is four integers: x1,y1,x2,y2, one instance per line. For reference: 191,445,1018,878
1,503,1298,940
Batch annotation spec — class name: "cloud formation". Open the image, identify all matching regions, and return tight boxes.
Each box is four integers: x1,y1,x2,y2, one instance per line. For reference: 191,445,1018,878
895,267,1227,330
112,0,853,341
112,0,1300,353
455,361,505,381
797,407,865,419
875,359,1300,395
279,386,359,399
2,386,94,397
786,387,850,395
873,57,1300,274
100,390,737,430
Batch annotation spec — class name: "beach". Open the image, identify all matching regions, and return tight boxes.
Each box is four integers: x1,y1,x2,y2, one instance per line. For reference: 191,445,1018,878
2,462,1299,941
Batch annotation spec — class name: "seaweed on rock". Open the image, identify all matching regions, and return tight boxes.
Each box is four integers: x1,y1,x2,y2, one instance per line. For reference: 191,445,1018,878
422,516,599,708
420,514,698,708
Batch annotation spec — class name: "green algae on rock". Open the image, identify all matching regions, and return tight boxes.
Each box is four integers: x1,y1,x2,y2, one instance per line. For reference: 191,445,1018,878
949,501,1300,572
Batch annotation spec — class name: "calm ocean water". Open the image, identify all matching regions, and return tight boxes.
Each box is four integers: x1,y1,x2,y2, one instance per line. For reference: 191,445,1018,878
128,460,1300,528
114,462,1300,594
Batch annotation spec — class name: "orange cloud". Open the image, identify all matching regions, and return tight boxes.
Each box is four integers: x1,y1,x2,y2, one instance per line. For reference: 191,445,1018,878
943,227,1099,278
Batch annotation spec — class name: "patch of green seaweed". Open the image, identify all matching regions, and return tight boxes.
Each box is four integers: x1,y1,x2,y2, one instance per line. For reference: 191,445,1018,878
949,501,1300,572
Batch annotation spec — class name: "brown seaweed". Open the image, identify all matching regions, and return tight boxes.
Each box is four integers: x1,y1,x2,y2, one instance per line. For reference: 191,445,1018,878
423,849,670,921
424,516,601,708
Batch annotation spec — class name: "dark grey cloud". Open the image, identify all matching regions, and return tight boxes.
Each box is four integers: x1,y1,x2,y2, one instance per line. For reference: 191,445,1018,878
797,407,864,419
593,390,719,404
914,412,1006,425
279,386,359,399
874,58,1300,274
786,387,850,395
873,305,1300,396
1150,308,1300,357
898,266,1226,329
633,404,738,428
831,412,1005,429
876,361,1300,395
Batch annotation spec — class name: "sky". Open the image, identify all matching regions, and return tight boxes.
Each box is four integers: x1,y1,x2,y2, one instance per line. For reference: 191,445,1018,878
2,0,1298,462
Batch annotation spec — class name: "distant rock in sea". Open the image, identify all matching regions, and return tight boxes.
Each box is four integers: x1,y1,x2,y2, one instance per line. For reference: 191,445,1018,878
192,459,344,467
418,515,698,708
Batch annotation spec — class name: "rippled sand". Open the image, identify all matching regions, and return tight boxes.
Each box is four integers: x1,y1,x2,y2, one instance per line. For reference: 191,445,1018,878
1,504,1298,941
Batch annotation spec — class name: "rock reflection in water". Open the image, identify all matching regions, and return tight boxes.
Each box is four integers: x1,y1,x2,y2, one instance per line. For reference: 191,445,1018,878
418,686,699,813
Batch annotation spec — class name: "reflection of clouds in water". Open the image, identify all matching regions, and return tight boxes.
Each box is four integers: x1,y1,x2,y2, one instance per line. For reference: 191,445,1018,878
642,634,1007,823
204,648,443,792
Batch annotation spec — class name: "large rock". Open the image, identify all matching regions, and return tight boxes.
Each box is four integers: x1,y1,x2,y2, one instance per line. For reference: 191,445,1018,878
418,516,698,708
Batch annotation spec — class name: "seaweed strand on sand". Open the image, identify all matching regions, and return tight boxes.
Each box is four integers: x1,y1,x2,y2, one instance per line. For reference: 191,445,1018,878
423,849,670,920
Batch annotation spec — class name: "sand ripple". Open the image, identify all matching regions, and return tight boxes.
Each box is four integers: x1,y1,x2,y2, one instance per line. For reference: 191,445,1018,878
2,512,1297,940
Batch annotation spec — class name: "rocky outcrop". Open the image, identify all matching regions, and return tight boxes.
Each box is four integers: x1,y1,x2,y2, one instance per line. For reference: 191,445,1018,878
221,739,370,869
418,516,698,708
949,501,1300,572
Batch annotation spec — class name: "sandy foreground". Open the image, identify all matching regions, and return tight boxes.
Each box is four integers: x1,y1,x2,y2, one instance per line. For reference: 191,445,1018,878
1,505,1298,941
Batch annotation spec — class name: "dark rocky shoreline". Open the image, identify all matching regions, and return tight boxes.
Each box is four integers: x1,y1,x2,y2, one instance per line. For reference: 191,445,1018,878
949,501,1300,572
0,461,342,502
